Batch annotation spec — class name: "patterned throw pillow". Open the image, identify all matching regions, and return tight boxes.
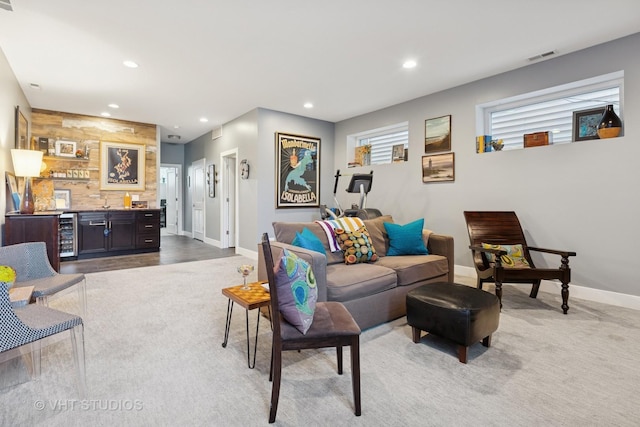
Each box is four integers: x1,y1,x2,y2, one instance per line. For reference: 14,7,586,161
481,243,530,268
274,249,318,334
334,225,378,265
383,218,429,256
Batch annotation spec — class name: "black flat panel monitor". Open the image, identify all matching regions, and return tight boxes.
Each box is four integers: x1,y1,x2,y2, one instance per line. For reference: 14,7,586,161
346,173,372,194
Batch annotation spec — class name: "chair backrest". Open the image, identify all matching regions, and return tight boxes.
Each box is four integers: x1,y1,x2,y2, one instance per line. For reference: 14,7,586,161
261,233,282,340
463,211,530,268
0,281,37,352
0,242,56,282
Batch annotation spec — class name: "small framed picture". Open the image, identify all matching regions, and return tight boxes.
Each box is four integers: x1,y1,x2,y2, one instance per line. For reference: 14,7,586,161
54,189,71,210
422,152,455,183
55,140,77,157
425,115,452,153
572,107,603,141
392,144,405,162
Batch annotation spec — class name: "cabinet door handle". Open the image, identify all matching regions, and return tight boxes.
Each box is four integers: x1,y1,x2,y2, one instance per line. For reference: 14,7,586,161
145,224,153,228
144,239,153,243
108,221,112,229
89,221,107,226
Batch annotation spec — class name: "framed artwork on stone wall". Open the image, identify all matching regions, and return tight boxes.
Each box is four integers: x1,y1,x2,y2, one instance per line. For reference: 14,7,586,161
100,141,146,191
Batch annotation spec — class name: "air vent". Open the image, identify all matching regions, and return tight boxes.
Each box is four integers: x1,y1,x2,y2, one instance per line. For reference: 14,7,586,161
211,126,222,140
528,50,557,61
0,0,13,11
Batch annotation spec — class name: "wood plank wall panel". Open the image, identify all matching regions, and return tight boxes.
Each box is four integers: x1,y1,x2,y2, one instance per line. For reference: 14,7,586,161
30,109,157,210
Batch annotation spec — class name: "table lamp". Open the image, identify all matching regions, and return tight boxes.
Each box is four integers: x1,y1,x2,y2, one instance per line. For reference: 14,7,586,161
11,149,44,214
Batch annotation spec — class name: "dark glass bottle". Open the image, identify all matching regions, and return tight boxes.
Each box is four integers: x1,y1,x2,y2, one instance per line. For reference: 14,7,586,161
597,104,622,139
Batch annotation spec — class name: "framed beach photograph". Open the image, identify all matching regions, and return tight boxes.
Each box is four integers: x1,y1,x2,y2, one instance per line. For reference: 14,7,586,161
425,115,451,153
55,140,77,157
54,189,71,210
15,106,29,149
422,152,455,183
100,141,146,191
572,107,603,142
275,132,320,208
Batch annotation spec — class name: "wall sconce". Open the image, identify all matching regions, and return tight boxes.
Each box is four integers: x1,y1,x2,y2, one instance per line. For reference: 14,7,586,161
11,149,44,214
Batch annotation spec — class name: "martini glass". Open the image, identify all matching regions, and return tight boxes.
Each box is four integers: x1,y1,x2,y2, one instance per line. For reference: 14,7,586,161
237,264,254,290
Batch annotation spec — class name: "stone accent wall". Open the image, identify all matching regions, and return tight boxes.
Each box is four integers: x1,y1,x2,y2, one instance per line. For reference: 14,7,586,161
30,109,157,210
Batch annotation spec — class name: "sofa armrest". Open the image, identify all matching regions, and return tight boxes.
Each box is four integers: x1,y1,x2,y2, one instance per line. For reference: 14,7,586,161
257,241,329,302
425,231,454,282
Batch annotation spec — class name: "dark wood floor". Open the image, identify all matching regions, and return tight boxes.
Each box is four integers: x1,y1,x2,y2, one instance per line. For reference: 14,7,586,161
59,233,238,274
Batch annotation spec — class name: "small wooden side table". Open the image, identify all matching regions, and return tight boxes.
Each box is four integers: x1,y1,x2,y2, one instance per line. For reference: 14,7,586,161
221,281,271,369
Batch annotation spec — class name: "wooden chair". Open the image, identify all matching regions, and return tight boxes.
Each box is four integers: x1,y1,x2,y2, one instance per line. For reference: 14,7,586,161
463,211,576,314
261,233,361,423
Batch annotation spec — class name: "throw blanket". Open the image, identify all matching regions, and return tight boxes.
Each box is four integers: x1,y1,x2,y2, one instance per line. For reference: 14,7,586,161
315,217,365,253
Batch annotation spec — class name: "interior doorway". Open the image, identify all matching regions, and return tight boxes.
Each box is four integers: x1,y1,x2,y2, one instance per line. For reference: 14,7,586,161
159,164,182,235
220,149,238,249
191,158,206,242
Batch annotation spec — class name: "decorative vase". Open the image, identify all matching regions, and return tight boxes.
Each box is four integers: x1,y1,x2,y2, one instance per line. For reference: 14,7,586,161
597,104,622,139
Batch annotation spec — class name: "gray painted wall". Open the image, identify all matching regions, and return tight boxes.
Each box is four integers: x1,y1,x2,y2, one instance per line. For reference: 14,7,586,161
334,33,640,297
160,143,184,164
0,47,31,243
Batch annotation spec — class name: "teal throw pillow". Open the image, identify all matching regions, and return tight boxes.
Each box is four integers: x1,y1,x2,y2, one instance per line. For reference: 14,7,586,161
383,218,429,256
274,249,318,334
292,227,326,255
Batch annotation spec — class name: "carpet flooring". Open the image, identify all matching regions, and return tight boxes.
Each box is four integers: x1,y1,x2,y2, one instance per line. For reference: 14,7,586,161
1,257,639,426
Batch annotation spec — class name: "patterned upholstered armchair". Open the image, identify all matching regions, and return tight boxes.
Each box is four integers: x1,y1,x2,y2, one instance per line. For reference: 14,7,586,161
0,279,86,396
0,242,86,314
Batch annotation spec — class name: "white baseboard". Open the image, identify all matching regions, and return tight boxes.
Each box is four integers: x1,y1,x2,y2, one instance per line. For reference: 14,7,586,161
455,264,640,311
200,236,258,261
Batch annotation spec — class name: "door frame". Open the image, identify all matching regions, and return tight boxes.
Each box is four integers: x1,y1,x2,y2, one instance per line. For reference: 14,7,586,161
220,148,238,249
160,163,183,235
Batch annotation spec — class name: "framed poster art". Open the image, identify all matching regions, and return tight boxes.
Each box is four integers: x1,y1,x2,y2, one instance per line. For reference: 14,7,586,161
425,114,451,153
54,189,71,210
572,107,603,142
275,132,320,208
422,152,455,183
5,171,20,211
100,141,146,191
15,106,29,149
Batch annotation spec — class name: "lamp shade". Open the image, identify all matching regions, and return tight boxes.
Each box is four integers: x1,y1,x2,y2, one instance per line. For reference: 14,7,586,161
11,149,43,177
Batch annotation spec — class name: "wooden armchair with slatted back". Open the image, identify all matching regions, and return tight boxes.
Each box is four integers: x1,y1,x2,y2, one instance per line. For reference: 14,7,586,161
463,211,576,314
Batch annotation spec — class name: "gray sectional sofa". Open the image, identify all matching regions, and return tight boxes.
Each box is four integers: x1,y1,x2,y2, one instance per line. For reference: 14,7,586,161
257,215,454,330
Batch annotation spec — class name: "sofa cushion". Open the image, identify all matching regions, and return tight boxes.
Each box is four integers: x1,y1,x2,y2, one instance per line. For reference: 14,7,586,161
362,215,393,257
383,218,429,256
325,263,396,302
376,254,449,287
334,225,378,264
275,248,318,334
273,222,344,265
292,227,326,255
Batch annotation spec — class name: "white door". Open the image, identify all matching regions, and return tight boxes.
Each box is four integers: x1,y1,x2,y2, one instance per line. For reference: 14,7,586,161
161,165,180,235
221,151,237,248
192,158,205,241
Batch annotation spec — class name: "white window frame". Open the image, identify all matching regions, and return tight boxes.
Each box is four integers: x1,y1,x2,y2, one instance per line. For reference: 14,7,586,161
476,70,624,150
347,122,408,166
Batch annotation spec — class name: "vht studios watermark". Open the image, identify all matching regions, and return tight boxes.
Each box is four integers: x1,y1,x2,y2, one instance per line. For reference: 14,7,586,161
34,399,143,411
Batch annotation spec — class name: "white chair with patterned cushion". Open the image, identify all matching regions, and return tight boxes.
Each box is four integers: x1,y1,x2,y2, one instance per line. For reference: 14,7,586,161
0,280,86,396
0,242,87,315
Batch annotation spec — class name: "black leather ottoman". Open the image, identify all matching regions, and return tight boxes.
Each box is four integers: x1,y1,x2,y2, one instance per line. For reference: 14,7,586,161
406,282,500,363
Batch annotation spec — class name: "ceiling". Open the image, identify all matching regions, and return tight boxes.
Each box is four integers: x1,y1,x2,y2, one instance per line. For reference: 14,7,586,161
1,1,639,144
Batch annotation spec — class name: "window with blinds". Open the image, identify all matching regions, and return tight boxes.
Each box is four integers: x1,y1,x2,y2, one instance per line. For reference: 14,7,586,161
354,122,408,165
479,71,623,150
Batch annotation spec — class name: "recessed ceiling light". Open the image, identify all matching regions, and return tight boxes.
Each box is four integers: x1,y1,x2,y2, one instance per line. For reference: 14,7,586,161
199,117,209,123
173,125,180,129
304,102,313,109
123,60,139,68
101,112,111,117
403,60,417,69
29,83,41,89
108,103,119,109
